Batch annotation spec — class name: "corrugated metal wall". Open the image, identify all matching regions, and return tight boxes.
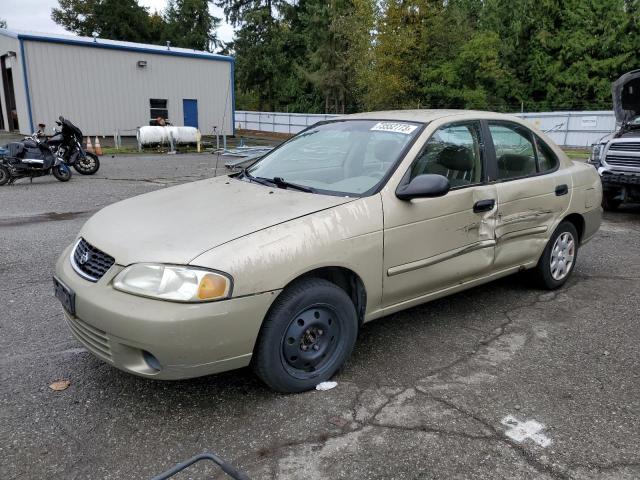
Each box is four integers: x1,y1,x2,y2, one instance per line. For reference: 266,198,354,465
21,40,233,136
236,110,618,147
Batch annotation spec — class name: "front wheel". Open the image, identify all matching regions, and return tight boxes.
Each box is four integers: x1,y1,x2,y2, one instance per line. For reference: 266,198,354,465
0,165,10,186
74,152,100,175
532,221,579,290
253,278,358,393
602,193,622,211
52,164,72,182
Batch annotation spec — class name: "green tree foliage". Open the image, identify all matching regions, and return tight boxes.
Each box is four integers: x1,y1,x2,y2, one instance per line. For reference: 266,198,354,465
52,0,152,42
164,0,221,51
52,0,219,51
52,0,640,113
0,19,7,29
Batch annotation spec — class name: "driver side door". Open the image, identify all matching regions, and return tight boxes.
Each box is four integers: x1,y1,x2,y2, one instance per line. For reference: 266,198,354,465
382,120,498,307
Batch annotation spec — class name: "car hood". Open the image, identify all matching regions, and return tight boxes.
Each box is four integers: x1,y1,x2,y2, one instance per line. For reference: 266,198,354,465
80,176,355,265
612,69,640,124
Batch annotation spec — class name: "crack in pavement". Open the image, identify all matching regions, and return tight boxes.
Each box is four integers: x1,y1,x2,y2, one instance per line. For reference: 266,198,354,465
240,292,578,478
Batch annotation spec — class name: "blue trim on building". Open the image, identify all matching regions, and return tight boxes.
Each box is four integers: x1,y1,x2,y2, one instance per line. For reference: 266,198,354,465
15,33,233,64
18,38,34,133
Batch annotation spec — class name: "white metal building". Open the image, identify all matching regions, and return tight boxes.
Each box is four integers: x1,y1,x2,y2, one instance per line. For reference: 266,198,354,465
0,28,234,136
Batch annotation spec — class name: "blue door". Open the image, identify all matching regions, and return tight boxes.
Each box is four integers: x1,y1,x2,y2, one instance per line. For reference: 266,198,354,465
183,99,198,128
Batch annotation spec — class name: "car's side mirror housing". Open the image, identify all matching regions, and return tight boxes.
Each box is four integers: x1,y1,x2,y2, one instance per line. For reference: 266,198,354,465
396,174,450,200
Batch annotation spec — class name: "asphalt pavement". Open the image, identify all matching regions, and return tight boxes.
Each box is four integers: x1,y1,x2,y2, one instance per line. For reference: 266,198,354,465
1,153,639,479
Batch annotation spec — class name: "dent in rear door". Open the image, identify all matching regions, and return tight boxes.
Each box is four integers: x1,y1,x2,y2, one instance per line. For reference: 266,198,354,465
488,123,572,269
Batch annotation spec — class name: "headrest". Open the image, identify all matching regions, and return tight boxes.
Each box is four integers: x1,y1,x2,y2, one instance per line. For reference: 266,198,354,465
437,144,474,171
374,139,402,162
498,154,531,172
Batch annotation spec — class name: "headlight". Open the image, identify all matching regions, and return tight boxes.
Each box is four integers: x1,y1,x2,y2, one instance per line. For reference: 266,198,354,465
590,144,604,164
113,264,232,302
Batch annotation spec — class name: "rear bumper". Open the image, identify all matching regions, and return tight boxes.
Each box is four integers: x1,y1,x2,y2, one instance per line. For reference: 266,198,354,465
55,243,279,380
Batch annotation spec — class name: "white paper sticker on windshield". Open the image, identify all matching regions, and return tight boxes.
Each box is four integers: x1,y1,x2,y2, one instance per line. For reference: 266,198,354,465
371,122,418,135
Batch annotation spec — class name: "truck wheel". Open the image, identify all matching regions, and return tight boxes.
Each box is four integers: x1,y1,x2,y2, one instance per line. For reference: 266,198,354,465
533,221,579,290
253,277,358,393
602,193,621,211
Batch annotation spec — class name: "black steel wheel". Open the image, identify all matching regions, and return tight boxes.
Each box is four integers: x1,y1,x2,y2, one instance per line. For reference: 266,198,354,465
74,152,100,175
253,277,358,393
0,165,9,186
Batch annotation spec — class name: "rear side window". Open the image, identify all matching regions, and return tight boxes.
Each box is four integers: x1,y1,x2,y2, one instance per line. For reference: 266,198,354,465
489,122,537,180
535,137,559,172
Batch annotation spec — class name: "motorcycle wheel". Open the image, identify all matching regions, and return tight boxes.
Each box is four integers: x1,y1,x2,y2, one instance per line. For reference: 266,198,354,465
0,165,10,186
74,152,100,175
52,164,72,182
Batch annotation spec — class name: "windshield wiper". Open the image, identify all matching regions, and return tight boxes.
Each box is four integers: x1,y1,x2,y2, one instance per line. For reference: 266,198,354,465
242,169,314,193
267,176,315,193
241,168,272,187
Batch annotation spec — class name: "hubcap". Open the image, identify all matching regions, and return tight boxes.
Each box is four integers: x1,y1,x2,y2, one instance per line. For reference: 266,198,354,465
550,232,575,281
282,305,340,376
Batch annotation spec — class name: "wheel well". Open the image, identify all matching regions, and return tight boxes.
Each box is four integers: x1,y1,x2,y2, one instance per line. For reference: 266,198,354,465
562,213,585,241
296,267,367,326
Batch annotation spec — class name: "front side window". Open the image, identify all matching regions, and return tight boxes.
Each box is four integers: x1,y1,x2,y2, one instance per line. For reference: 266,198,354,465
247,120,422,196
409,122,483,188
489,122,537,180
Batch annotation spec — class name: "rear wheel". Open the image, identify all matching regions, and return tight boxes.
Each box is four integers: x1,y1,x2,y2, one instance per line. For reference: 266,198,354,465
0,165,9,186
52,164,72,182
533,221,579,290
253,277,358,393
74,152,100,175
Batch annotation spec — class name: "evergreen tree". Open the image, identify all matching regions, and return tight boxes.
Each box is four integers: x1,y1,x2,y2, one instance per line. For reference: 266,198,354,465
164,0,221,51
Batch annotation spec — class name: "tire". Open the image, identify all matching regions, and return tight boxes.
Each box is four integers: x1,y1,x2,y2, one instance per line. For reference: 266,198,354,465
0,165,9,186
602,193,621,211
532,221,579,290
52,164,72,182
74,152,100,175
253,277,358,393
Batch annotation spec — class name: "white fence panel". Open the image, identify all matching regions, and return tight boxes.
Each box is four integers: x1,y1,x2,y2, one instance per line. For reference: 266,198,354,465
236,110,618,147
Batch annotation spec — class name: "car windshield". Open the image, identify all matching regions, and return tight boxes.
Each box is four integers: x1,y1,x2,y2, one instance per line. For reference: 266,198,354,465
246,120,422,196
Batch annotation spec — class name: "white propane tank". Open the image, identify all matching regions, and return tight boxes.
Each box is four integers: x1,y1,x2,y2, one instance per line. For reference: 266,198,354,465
137,126,200,146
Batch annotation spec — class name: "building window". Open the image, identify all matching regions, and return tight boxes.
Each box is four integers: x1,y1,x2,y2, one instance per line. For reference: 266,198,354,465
150,99,168,124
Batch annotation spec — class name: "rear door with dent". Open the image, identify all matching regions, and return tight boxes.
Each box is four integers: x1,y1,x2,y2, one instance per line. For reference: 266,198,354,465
486,121,572,270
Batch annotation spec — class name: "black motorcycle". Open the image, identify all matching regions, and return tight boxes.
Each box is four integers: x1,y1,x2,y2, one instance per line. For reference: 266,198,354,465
0,131,72,185
48,116,100,175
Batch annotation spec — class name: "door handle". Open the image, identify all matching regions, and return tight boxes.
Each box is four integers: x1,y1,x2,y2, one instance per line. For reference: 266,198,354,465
555,184,568,196
473,199,495,213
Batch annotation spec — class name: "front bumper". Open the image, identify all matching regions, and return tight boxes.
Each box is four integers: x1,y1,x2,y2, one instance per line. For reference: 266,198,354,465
55,244,280,380
598,170,640,190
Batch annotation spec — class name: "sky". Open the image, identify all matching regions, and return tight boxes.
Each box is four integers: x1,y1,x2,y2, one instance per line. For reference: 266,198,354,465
1,0,236,45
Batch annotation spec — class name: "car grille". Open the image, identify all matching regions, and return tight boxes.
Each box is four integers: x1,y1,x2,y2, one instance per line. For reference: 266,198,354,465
72,238,115,282
64,313,112,361
604,154,640,168
608,142,640,152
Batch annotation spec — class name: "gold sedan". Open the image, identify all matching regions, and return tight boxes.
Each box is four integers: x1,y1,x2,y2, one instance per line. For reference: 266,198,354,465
54,110,602,392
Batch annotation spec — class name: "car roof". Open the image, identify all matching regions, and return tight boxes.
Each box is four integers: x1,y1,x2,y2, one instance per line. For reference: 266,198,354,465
337,109,521,124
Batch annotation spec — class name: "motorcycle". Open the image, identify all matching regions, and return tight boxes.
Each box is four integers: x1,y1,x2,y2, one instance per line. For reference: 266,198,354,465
0,130,72,186
47,116,100,175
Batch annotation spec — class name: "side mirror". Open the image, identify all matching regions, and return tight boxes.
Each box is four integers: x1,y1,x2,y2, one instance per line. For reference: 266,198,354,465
396,174,450,200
